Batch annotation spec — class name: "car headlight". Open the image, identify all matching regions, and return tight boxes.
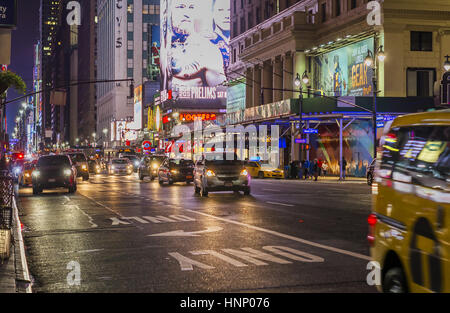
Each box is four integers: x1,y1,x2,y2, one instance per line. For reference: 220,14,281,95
64,169,72,176
171,169,178,174
206,169,215,177
240,169,248,176
13,167,21,174
152,163,158,169
134,161,139,166
32,171,40,177
81,164,87,171
111,166,115,170
25,173,30,178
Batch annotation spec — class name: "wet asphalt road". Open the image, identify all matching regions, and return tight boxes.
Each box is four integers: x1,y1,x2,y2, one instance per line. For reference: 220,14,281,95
17,174,377,293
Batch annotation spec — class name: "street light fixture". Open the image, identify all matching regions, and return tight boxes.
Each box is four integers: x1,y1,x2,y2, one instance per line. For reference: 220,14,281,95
294,71,310,162
364,45,386,160
22,102,27,109
444,55,450,72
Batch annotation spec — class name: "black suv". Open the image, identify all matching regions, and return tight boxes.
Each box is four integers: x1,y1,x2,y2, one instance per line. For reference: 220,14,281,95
158,158,195,185
32,155,77,195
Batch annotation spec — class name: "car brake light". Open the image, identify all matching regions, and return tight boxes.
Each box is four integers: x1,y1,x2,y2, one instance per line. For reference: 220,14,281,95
367,213,377,247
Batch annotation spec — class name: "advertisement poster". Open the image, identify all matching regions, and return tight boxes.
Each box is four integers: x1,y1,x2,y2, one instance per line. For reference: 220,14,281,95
313,38,374,97
148,25,161,80
133,85,143,130
160,0,230,108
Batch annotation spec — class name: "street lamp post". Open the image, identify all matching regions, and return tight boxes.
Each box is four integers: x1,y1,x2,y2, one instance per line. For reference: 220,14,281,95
294,71,310,162
364,45,385,161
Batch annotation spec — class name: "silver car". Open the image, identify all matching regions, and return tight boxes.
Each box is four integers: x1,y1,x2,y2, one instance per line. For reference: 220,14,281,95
108,158,133,176
193,154,251,197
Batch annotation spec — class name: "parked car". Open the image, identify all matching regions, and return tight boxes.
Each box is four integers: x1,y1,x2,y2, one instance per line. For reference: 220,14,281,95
66,152,89,181
193,153,250,197
108,158,133,176
245,161,284,179
158,158,194,185
32,155,77,194
138,155,166,180
366,159,376,185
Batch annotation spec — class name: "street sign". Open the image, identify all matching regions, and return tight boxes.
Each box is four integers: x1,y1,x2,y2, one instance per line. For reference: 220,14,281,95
295,138,307,144
142,140,152,150
0,0,17,28
303,128,318,134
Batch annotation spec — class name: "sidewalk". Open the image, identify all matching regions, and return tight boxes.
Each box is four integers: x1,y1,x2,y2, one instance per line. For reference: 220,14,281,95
0,195,32,293
280,176,367,183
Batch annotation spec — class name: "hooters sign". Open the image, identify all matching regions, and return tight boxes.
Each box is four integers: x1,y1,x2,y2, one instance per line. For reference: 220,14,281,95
179,113,217,122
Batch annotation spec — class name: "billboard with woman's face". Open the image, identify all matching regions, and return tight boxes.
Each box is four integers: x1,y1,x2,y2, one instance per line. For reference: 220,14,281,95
160,0,230,108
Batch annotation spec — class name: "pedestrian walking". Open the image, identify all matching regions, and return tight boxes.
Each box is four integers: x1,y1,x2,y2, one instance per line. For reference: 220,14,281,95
302,159,309,180
313,159,319,181
342,158,347,180
308,160,314,180
317,159,323,177
322,162,328,176
290,161,297,179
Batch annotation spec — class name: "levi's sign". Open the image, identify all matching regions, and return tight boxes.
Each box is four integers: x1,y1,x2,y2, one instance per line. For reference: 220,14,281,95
0,0,16,28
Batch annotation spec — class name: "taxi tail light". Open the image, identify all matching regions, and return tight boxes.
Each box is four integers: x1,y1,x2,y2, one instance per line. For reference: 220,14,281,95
367,213,377,247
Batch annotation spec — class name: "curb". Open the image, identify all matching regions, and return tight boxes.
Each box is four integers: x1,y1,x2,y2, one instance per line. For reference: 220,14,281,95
12,197,32,293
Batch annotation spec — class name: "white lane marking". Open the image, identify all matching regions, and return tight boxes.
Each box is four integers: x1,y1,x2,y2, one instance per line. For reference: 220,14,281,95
73,205,98,228
190,250,248,267
149,226,223,237
168,252,215,271
79,193,124,218
184,209,371,261
266,201,294,207
263,189,280,192
13,197,32,293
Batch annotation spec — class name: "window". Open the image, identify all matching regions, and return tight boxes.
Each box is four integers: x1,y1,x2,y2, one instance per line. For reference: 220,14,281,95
233,0,236,13
407,68,436,97
233,21,238,37
240,16,245,33
248,12,253,29
127,40,133,50
381,125,449,189
264,1,269,19
127,59,134,68
308,9,314,24
256,7,261,24
335,0,341,16
410,31,433,51
233,48,237,63
143,5,149,14
128,22,133,32
350,0,357,10
321,3,327,22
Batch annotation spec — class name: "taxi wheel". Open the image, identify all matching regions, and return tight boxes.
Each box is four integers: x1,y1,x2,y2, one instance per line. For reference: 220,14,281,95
194,185,201,194
158,177,164,185
383,267,407,293
258,172,264,179
201,186,208,197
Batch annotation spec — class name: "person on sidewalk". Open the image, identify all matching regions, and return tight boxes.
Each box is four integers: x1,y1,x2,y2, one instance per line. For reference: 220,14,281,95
313,159,319,181
317,159,323,177
290,161,297,179
308,160,314,180
302,159,309,180
322,162,328,176
342,158,347,180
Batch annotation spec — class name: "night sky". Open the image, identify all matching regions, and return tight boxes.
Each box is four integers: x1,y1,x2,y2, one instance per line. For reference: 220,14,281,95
6,0,41,136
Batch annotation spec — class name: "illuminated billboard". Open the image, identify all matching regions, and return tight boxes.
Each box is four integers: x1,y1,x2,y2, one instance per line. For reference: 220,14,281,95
312,38,374,97
160,0,230,108
133,85,143,130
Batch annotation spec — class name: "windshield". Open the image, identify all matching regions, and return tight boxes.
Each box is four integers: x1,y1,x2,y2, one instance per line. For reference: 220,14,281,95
67,153,87,163
123,155,138,161
112,159,128,164
170,159,194,167
150,156,165,163
38,156,71,167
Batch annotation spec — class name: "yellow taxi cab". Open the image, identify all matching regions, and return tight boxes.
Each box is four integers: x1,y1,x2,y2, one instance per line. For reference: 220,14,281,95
19,161,36,187
245,161,285,179
369,109,449,293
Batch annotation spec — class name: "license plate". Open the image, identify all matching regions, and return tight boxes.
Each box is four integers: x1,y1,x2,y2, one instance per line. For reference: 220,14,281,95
225,182,233,187
48,178,56,183
186,175,192,179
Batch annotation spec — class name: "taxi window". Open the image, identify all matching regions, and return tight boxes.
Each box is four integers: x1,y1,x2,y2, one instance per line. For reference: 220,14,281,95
382,125,449,188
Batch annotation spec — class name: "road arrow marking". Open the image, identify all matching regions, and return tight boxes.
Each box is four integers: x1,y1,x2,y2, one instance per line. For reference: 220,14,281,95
148,226,223,237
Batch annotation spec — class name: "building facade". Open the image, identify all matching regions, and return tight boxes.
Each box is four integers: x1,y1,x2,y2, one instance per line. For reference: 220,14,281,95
96,0,160,147
227,0,450,174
